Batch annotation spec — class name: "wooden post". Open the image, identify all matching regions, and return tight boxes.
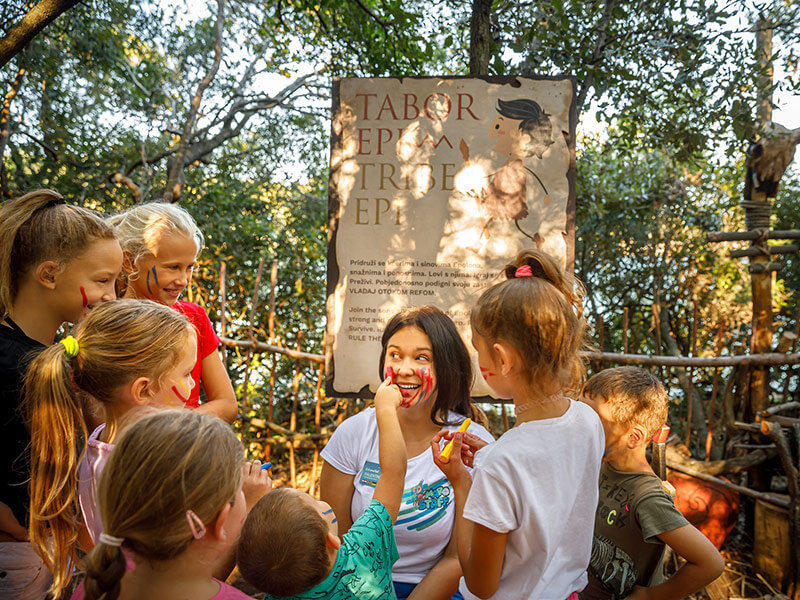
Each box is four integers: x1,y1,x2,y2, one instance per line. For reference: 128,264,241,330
597,314,604,354
241,257,265,413
686,298,698,447
653,295,663,380
782,304,800,403
501,404,509,432
622,307,629,355
309,358,324,498
748,15,775,419
266,259,278,461
219,261,226,362
288,333,302,489
705,317,725,460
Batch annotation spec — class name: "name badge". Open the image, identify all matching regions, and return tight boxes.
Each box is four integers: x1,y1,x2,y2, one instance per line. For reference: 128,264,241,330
359,461,381,488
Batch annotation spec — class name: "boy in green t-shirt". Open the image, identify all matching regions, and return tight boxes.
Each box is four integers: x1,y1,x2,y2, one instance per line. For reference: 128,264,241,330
579,367,725,600
236,377,406,599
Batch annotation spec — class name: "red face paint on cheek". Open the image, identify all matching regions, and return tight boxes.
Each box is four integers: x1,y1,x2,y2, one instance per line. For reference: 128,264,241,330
172,385,189,405
80,287,88,308
384,366,395,385
479,366,496,380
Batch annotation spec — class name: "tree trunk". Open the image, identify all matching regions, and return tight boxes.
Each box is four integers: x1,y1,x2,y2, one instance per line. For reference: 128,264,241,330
162,0,225,202
658,305,708,449
0,68,25,196
0,0,81,69
468,0,492,76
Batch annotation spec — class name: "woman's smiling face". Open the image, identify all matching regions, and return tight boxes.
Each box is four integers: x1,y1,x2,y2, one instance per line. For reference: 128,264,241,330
383,326,437,407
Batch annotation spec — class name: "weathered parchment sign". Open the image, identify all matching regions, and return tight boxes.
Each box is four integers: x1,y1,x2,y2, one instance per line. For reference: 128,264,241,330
327,76,576,398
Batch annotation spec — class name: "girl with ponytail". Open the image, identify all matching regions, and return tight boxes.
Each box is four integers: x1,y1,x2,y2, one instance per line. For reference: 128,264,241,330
430,248,605,600
0,189,120,599
76,410,256,600
25,299,198,597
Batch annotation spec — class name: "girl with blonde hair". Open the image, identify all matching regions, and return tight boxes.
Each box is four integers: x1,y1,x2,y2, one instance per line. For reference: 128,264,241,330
0,189,121,599
25,299,198,597
431,248,605,600
75,410,256,600
109,202,236,422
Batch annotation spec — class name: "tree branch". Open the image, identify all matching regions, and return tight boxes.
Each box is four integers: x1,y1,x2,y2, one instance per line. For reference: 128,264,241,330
0,0,81,68
0,67,25,197
162,0,226,202
575,0,618,115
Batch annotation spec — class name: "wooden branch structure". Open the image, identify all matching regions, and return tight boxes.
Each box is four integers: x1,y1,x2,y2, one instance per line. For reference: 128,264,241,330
0,0,81,69
219,338,800,368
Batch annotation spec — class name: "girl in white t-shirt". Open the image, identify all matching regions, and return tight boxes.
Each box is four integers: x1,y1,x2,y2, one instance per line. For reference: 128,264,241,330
321,305,494,600
432,249,604,600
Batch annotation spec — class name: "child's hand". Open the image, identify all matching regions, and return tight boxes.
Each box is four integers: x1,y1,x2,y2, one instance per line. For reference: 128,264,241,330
431,431,472,488
242,459,272,511
438,430,489,468
374,377,402,411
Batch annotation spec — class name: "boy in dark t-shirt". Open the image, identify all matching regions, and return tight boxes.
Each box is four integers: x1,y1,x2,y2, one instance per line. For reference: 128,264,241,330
579,367,724,600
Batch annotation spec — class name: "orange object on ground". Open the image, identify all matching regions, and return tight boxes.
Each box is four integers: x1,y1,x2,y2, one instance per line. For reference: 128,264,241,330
667,471,740,549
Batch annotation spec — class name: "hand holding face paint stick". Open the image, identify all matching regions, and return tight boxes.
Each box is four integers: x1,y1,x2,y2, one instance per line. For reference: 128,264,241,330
242,459,272,512
439,419,472,462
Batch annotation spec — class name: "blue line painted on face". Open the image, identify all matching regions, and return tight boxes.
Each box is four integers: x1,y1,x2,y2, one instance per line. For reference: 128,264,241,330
151,266,159,287
146,270,152,295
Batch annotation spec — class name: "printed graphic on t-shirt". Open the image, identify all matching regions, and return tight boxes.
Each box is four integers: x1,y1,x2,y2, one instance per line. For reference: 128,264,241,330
588,534,637,598
395,477,451,531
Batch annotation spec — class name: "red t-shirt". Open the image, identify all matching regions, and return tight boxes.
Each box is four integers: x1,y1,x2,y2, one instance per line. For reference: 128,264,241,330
172,301,221,409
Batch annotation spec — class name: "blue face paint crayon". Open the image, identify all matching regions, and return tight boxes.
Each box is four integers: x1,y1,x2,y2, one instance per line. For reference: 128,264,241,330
261,462,273,471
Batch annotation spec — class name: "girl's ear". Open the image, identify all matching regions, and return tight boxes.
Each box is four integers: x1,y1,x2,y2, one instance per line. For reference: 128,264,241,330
35,261,59,290
212,503,232,542
129,376,154,405
491,341,517,376
121,250,138,276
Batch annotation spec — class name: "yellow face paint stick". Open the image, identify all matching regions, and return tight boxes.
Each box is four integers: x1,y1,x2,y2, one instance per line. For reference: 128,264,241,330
439,418,471,462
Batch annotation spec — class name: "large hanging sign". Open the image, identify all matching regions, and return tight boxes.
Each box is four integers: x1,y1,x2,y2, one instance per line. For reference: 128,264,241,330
327,76,576,398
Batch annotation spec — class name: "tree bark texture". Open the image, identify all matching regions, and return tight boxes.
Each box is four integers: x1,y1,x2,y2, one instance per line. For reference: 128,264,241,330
0,68,25,196
0,0,80,69
468,0,492,76
162,0,225,203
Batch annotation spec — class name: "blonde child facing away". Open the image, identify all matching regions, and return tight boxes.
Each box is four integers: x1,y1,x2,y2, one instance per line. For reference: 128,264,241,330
0,189,121,598
579,367,724,600
431,249,605,600
75,410,267,600
237,376,407,599
109,202,237,422
25,299,197,597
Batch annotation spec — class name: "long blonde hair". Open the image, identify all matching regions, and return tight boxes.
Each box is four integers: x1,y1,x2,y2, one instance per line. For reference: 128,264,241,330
471,248,588,395
25,299,195,596
83,410,243,600
0,189,116,318
108,202,204,286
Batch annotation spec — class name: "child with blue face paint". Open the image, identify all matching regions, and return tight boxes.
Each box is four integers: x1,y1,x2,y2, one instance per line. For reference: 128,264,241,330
321,306,494,600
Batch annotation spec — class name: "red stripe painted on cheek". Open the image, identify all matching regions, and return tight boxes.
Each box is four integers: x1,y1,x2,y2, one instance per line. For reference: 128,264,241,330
80,287,88,308
172,385,190,404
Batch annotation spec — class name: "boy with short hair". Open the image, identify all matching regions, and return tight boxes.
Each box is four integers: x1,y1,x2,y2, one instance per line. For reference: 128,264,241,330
236,378,406,599
579,366,725,600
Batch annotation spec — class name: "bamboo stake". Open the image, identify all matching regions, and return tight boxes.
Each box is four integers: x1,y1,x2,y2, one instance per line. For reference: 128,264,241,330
309,358,324,497
653,297,663,380
782,303,800,403
241,257,265,413
219,261,226,362
686,298,698,447
266,259,278,461
622,307,629,355
705,317,725,460
288,333,302,489
597,314,604,372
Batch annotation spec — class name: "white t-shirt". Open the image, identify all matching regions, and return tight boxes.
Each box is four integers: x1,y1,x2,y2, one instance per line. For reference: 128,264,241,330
321,408,495,584
460,399,604,600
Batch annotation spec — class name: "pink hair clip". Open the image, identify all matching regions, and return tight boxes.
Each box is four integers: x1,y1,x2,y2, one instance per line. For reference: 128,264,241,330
186,510,206,539
515,265,533,278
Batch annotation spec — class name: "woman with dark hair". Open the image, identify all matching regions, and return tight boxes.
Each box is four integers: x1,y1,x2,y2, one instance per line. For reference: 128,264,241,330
321,306,494,600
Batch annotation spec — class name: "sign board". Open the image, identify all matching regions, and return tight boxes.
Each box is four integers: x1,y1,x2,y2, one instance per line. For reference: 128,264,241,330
327,76,576,398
